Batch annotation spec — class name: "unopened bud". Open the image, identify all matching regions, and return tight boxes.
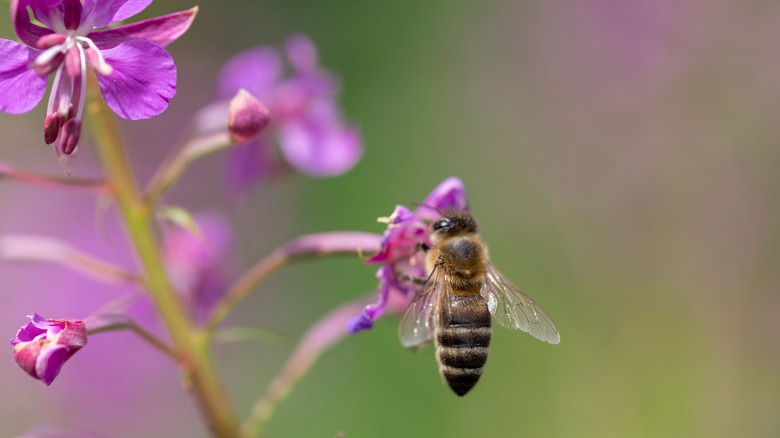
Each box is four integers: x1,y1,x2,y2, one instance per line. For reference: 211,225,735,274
11,313,87,386
60,119,82,155
228,89,270,143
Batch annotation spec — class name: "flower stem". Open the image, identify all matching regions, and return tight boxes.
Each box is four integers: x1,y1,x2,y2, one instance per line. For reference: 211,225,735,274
84,83,240,437
145,131,231,203
241,297,372,438
86,314,178,360
0,160,107,191
205,232,382,334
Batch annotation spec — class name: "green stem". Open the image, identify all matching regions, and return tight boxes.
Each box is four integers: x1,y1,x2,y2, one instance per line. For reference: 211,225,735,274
85,89,240,437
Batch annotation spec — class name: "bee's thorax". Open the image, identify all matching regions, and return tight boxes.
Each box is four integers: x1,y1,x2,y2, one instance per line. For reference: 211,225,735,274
428,235,487,293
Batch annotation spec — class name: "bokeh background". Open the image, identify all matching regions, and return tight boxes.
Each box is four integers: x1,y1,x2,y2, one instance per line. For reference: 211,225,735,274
2,0,780,437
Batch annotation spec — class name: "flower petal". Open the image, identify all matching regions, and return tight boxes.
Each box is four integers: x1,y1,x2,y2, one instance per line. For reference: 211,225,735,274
227,136,280,193
81,0,152,28
285,34,318,73
217,47,281,100
88,7,198,50
278,120,362,177
96,40,176,120
12,321,46,344
0,39,47,113
11,0,55,47
36,343,67,385
423,177,468,212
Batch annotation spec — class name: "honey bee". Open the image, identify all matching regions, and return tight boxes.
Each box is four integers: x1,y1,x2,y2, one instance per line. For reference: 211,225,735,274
399,210,560,396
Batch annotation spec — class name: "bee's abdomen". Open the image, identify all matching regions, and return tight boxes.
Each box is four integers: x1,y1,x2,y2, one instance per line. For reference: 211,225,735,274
435,294,491,397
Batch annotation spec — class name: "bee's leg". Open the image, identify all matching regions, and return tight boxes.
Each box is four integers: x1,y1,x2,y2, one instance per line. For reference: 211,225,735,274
396,273,427,286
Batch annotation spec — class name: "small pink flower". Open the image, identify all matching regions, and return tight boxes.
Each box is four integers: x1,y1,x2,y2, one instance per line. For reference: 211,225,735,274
215,34,363,192
348,177,469,332
11,313,87,385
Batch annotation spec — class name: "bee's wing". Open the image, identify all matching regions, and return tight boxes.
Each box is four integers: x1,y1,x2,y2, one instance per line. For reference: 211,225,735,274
482,263,560,345
398,264,449,350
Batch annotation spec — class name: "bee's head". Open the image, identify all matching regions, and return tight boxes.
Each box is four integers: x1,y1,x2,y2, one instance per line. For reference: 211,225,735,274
431,211,478,236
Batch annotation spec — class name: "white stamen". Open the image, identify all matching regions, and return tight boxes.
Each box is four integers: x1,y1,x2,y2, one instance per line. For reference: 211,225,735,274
34,44,66,66
47,65,64,116
78,36,113,75
76,44,87,121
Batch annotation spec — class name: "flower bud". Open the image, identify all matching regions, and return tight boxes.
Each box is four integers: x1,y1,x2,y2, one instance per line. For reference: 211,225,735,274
11,313,87,385
228,89,270,143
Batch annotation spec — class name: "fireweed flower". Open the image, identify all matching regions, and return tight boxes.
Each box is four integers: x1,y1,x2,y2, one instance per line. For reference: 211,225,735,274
161,215,233,322
11,313,87,385
209,34,362,192
0,0,197,161
347,177,469,332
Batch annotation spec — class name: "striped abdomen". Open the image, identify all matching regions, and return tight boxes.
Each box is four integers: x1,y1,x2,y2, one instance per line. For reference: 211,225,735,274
435,293,492,396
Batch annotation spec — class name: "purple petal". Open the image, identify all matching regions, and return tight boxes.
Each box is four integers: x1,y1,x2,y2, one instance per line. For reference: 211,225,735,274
217,47,281,100
81,0,152,28
347,266,393,333
36,343,67,385
25,0,65,33
346,313,374,333
96,40,176,120
12,322,46,344
227,136,279,193
88,7,198,50
29,312,51,329
0,39,47,113
285,34,318,73
278,121,362,176
11,0,55,47
423,177,468,212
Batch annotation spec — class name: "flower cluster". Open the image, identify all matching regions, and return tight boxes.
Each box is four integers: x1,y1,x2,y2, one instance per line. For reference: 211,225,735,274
11,313,87,386
0,0,196,164
347,177,469,332
213,34,362,192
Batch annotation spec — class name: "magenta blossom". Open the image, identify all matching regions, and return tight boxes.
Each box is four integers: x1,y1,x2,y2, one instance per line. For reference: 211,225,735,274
214,34,362,192
0,0,196,160
347,177,469,332
161,214,234,322
11,313,87,385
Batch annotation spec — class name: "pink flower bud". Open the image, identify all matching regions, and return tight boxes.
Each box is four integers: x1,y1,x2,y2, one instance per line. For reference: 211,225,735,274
11,313,87,385
227,89,270,143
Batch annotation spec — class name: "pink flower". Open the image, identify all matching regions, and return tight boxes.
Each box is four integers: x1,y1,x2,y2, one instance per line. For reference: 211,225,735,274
347,177,469,332
0,0,196,161
215,34,363,192
10,313,87,385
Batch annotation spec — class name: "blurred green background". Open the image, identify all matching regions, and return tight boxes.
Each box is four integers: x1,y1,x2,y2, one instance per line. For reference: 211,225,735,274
2,0,780,437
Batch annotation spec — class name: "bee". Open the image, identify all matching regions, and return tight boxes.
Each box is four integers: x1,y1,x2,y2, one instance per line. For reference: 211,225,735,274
399,210,560,396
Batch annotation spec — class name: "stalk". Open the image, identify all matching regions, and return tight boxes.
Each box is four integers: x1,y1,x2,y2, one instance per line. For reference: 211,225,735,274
84,81,240,438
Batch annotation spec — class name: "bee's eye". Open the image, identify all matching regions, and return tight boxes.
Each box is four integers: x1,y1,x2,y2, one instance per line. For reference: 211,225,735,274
432,219,449,231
